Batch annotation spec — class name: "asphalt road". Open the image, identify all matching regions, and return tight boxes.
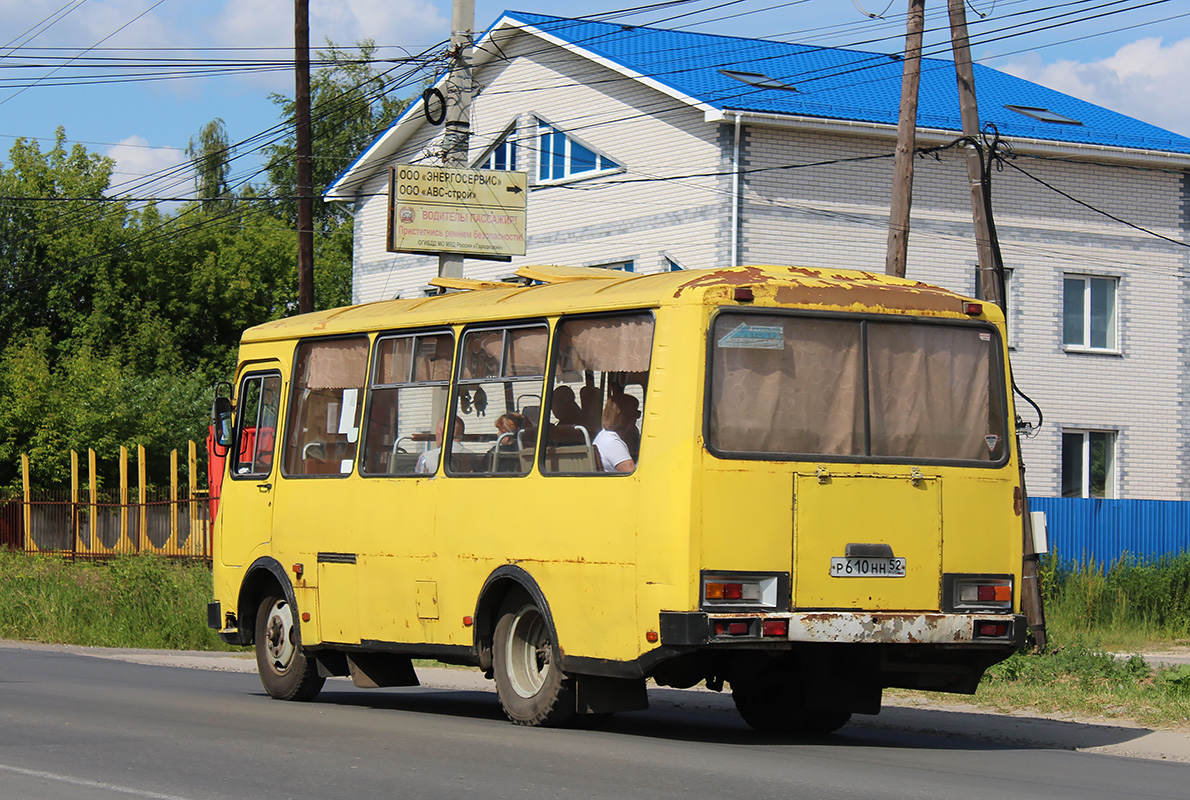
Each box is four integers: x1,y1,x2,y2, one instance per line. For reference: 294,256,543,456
2,642,1189,800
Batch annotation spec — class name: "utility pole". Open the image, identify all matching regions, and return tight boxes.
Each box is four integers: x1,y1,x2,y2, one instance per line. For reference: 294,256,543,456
295,0,314,314
885,0,926,278
947,0,1045,648
438,0,475,280
947,0,998,305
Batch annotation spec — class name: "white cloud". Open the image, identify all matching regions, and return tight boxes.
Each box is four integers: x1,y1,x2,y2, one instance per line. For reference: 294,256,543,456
105,135,191,208
1000,36,1190,139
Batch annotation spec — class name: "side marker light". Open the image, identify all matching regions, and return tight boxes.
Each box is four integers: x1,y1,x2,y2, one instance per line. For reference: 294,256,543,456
646,630,659,643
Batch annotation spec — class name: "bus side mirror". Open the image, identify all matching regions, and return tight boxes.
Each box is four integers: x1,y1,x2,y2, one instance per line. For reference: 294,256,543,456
212,396,234,448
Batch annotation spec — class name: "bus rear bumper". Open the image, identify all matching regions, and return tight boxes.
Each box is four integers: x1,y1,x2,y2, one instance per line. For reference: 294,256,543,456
660,611,1026,648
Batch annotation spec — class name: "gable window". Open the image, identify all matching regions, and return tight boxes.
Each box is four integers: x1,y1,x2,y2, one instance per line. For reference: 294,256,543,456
590,260,634,272
1063,275,1117,351
1062,430,1115,498
478,134,517,171
537,120,620,182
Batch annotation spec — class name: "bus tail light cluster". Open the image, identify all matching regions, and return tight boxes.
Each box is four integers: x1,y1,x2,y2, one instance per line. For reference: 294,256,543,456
701,572,784,610
944,574,1014,612
710,617,789,639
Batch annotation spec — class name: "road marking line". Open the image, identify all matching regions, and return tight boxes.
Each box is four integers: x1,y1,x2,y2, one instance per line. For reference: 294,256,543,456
0,763,195,800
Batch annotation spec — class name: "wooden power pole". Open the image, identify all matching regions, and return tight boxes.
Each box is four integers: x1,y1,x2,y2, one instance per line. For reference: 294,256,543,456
438,0,475,280
295,0,314,314
885,0,926,278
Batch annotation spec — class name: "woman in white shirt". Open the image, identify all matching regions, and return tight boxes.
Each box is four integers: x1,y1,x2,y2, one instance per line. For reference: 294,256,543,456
593,393,640,473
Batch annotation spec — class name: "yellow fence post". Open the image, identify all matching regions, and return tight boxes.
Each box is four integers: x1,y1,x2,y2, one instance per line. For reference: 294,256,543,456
71,450,79,551
88,448,97,557
21,454,31,552
170,449,178,548
138,445,147,554
119,445,128,552
188,440,199,557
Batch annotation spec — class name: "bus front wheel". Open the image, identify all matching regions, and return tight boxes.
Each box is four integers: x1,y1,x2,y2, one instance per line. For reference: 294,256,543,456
492,597,575,727
254,594,325,702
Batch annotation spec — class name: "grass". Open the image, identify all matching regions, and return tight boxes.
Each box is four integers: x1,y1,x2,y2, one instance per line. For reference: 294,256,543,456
0,550,233,651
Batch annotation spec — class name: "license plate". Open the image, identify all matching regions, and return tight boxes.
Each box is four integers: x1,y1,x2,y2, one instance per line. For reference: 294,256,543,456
830,557,906,577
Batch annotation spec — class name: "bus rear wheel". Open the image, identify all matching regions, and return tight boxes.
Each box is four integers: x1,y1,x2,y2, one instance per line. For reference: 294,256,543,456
492,597,575,727
255,594,325,702
731,666,851,736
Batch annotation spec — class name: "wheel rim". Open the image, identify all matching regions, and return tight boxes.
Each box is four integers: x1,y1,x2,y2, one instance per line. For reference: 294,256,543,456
504,605,551,699
264,599,296,674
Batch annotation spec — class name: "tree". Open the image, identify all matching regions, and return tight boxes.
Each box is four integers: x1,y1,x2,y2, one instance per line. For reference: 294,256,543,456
264,40,414,307
186,118,233,214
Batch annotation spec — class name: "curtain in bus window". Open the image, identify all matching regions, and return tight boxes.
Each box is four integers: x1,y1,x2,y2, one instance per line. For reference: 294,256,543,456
557,316,653,373
709,315,863,456
376,337,414,384
413,335,453,382
506,327,547,376
867,324,994,460
283,337,370,476
461,330,502,380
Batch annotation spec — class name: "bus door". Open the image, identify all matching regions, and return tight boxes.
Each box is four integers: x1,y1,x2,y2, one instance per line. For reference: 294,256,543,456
220,368,284,568
273,336,371,645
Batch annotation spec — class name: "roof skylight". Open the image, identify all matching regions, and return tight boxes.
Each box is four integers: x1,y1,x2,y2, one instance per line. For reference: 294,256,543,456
719,69,797,92
1005,105,1082,126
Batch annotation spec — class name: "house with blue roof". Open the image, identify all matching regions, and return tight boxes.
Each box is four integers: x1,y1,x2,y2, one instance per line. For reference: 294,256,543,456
327,10,1190,503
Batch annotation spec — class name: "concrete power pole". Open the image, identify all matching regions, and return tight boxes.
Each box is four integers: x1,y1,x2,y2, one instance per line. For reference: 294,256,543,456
438,0,475,280
295,0,314,314
885,0,926,278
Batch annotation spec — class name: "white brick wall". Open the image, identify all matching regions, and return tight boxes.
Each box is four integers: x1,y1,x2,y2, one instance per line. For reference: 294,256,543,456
344,29,1190,501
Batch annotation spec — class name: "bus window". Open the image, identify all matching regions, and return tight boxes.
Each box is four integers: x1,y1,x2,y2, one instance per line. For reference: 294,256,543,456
543,313,654,474
232,373,281,478
867,322,1006,461
708,313,1007,463
282,337,370,477
361,331,453,476
448,324,547,475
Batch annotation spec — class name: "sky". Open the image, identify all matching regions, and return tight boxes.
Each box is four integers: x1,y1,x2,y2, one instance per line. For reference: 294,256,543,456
2,0,1189,204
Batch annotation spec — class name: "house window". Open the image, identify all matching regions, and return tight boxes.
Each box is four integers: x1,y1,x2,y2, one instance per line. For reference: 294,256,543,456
1061,430,1115,498
479,135,517,171
590,260,634,272
537,120,620,182
1063,275,1117,351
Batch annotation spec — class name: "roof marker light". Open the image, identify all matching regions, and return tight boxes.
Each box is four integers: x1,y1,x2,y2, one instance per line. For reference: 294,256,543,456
964,302,982,316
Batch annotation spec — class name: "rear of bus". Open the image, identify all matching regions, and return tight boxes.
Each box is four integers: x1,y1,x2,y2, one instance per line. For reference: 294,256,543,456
654,276,1025,733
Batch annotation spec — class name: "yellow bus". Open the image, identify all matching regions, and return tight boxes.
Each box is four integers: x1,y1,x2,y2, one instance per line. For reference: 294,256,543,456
208,264,1025,733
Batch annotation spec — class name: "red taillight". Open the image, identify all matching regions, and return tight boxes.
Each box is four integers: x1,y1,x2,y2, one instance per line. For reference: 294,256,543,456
964,301,982,315
761,619,788,637
978,585,996,602
734,287,754,302
728,622,748,635
723,583,743,600
977,622,1009,638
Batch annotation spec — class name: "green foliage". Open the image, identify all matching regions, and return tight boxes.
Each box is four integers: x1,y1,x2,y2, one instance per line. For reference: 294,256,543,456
1040,552,1190,642
0,551,232,650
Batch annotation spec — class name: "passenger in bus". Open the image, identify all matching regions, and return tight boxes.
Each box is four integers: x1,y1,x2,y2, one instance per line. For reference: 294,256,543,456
494,412,532,447
415,417,464,475
548,385,588,444
594,393,639,473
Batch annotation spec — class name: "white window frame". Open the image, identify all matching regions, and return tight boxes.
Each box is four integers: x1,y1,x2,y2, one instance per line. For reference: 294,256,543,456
474,121,519,172
535,117,622,185
1061,428,1116,498
1063,274,1118,353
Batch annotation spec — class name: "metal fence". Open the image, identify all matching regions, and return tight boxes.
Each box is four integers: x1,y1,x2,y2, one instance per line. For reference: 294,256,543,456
1031,496,1190,568
2,441,214,561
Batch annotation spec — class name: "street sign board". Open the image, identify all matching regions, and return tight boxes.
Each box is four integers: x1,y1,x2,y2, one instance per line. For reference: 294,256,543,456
387,165,527,258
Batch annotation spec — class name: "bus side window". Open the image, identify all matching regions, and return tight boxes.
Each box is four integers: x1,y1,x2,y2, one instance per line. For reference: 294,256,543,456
448,324,547,476
232,373,281,478
543,313,654,475
361,332,453,476
282,337,370,477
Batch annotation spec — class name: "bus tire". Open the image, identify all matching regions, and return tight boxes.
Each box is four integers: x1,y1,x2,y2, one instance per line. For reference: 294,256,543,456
255,594,325,702
731,669,851,736
492,596,575,727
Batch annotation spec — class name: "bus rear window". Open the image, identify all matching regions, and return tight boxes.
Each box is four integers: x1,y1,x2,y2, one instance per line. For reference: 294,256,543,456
708,313,1007,463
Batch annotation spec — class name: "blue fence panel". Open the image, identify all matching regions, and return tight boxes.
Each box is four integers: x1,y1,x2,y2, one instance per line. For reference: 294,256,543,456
1030,497,1190,567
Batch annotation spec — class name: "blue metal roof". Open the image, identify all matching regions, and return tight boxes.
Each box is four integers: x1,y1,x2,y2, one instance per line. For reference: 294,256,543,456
502,10,1190,155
